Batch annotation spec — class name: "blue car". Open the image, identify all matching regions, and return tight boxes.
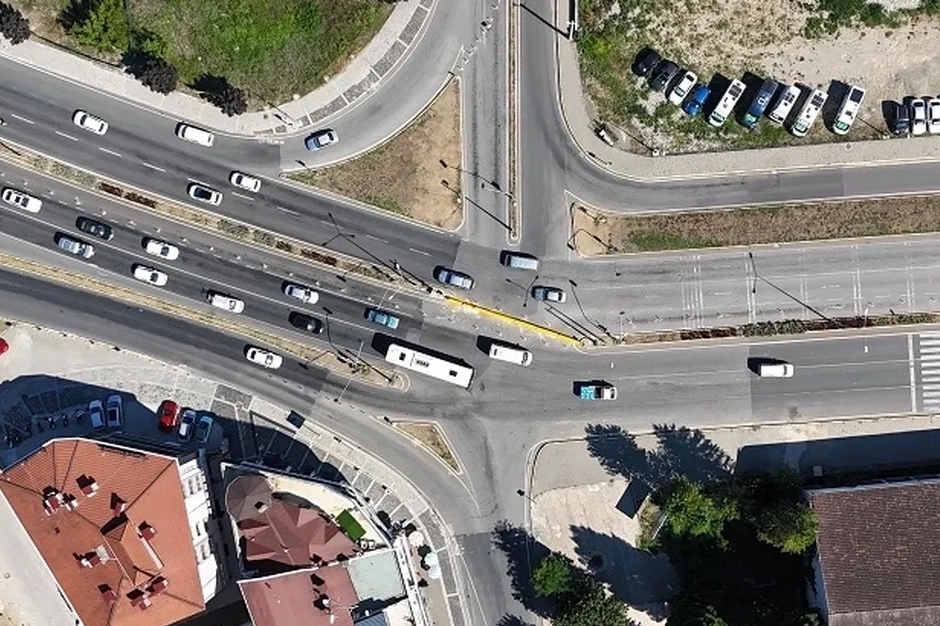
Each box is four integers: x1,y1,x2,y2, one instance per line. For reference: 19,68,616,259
682,85,711,116
365,308,400,330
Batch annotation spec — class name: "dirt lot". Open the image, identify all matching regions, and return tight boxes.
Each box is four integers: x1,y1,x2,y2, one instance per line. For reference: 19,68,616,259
571,196,940,254
579,0,940,153
288,81,463,230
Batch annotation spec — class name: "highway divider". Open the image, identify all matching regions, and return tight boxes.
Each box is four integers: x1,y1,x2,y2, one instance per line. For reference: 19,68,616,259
0,251,402,388
445,295,582,346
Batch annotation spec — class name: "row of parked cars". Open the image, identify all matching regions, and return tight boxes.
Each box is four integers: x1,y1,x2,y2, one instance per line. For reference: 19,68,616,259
156,399,213,443
886,97,940,136
632,47,866,137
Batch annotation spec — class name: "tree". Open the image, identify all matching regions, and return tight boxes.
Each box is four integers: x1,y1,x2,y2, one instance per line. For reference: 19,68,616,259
67,0,129,53
554,576,631,626
533,553,571,598
664,476,739,538
753,499,817,554
138,57,178,94
0,3,30,45
217,84,248,117
666,593,728,626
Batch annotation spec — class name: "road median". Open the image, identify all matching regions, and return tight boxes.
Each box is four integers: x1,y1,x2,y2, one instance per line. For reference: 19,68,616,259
445,295,581,346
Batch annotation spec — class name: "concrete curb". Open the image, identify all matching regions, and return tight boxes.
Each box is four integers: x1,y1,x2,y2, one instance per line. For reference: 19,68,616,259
445,295,581,346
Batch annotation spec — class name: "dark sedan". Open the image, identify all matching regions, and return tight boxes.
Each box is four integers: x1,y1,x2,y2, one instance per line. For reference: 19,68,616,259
76,216,114,240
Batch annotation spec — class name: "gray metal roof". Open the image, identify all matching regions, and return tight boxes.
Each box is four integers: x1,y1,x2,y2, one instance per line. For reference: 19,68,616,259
346,548,405,604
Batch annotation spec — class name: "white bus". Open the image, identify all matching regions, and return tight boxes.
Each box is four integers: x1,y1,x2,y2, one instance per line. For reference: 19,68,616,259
385,344,474,388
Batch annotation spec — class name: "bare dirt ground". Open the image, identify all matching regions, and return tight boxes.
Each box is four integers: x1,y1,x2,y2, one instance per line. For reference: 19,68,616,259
288,82,463,230
394,421,460,472
581,0,940,153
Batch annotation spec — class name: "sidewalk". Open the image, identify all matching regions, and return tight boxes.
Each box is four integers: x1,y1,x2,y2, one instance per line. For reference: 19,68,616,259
553,0,940,180
0,0,435,137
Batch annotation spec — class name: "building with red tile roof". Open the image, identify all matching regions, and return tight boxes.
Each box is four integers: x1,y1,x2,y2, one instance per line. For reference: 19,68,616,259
240,564,358,626
0,438,213,626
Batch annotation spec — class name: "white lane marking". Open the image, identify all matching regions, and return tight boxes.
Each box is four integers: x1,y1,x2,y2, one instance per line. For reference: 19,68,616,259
142,162,166,172
273,205,299,216
11,114,34,125
99,147,122,158
364,233,386,243
408,247,431,256
910,333,918,412
231,191,252,201
54,130,78,142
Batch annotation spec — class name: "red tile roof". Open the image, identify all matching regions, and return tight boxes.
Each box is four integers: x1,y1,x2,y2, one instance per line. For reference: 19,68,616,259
809,481,940,626
240,564,358,626
0,439,205,626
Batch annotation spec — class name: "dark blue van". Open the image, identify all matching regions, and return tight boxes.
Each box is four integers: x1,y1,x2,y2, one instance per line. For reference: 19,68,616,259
682,85,711,116
741,78,779,130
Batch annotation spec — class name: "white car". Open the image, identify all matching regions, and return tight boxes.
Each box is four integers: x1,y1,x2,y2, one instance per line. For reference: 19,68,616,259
305,129,339,151
532,286,567,303
106,394,123,428
707,79,746,128
1,187,42,213
188,183,222,206
133,264,168,286
910,97,927,136
144,238,180,260
927,98,940,135
72,110,109,135
667,70,697,106
790,88,827,137
208,291,245,313
57,235,95,259
229,171,261,192
283,283,319,303
246,346,283,369
88,399,105,429
832,85,865,135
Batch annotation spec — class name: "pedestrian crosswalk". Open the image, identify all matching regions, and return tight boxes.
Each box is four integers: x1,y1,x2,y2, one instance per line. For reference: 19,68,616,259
918,332,940,411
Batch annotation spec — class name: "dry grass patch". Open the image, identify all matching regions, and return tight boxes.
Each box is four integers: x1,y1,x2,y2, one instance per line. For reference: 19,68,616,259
288,81,463,230
394,421,459,472
573,196,940,254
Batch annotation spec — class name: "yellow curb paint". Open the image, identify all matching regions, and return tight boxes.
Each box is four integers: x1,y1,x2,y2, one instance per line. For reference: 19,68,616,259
445,296,581,346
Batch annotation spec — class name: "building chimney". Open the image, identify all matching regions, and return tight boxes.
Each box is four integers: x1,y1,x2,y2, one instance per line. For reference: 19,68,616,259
254,501,269,514
78,476,99,497
99,586,117,606
138,522,157,541
148,577,168,595
43,491,64,514
112,495,127,517
64,494,79,510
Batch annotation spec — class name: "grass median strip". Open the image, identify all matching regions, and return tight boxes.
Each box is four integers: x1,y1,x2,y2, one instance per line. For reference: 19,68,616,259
393,421,460,473
0,251,400,387
572,197,940,255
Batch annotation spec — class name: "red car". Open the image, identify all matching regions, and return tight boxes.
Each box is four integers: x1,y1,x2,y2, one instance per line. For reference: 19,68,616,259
0,338,8,357
157,400,179,432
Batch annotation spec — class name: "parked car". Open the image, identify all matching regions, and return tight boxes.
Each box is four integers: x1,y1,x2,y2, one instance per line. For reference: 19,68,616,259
434,266,474,290
187,183,222,206
740,78,779,130
57,235,95,259
682,85,710,116
143,238,180,260
158,399,179,432
132,264,168,286
106,394,123,428
178,409,196,441
767,84,801,124
888,101,910,136
245,346,283,369
532,286,566,303
708,79,746,128
76,216,114,240
1,187,42,212
229,171,262,192
196,415,214,444
283,283,319,303
667,70,697,106
927,97,940,135
649,60,679,92
305,129,339,151
790,88,827,137
631,47,661,77
72,110,109,135
365,307,401,329
908,97,927,136
88,399,105,429
0,338,8,358
833,85,866,135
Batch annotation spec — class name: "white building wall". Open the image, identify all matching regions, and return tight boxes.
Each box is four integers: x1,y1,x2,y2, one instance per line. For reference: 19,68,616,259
178,453,225,602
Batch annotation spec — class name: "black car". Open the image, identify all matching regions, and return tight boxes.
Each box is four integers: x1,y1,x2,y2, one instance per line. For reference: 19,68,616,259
649,60,679,92
76,216,114,240
289,311,323,334
631,47,661,78
889,101,910,136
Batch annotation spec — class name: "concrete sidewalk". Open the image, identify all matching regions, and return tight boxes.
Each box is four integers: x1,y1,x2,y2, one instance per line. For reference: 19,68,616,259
552,0,940,180
0,0,435,137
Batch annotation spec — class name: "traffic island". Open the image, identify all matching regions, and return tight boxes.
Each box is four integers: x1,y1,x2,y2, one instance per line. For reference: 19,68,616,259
393,421,461,474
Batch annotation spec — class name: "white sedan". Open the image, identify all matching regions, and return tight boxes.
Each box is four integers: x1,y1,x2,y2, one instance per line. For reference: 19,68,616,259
910,98,927,136
72,110,109,135
208,292,245,313
188,183,223,206
229,171,261,192
283,283,319,303
928,98,940,135
132,264,168,286
144,238,180,260
245,346,283,369
1,187,42,213
667,70,697,106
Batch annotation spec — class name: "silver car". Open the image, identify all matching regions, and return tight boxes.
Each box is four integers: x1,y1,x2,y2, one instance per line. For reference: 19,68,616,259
305,129,339,151
57,235,95,258
434,266,474,290
532,286,566,303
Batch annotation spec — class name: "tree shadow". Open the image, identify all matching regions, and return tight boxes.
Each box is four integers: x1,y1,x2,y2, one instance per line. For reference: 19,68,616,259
190,73,231,105
570,525,677,621
491,520,554,616
58,0,94,31
585,423,653,485
495,615,535,626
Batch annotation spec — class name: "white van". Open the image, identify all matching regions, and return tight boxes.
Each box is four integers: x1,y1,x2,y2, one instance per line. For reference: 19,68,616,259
207,292,245,313
707,79,746,128
488,343,533,366
767,85,801,124
833,85,865,135
176,123,215,147
758,362,794,378
500,251,539,271
790,89,827,137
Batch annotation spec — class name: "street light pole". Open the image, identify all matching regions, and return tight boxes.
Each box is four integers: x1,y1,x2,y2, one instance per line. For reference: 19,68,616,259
749,252,832,322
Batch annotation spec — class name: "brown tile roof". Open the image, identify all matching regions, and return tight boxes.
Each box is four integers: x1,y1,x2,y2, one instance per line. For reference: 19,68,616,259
239,564,358,626
809,480,940,626
0,438,205,626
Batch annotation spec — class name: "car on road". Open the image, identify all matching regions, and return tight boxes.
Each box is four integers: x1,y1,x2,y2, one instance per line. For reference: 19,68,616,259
908,97,927,136
88,399,104,430
757,361,795,378
72,110,109,135
57,235,95,258
668,70,697,106
283,283,319,303
178,408,196,441
245,346,283,369
434,266,474,290
832,85,865,135
305,129,339,151
1,187,42,212
143,238,180,261
888,101,911,136
230,171,262,192
132,264,168,286
196,415,214,443
682,85,710,116
927,97,940,135
76,216,114,240
532,285,566,303
188,183,222,206
289,312,323,334
631,47,661,77
649,60,678,92
207,291,245,313
176,123,214,147
106,394,123,428
157,399,179,432
365,307,401,329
